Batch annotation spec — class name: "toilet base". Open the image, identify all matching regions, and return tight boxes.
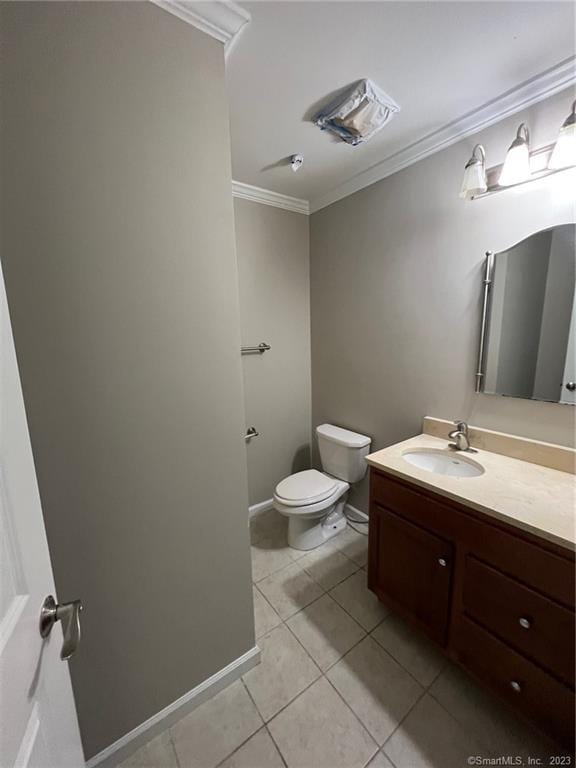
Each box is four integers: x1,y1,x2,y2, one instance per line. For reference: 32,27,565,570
287,498,347,550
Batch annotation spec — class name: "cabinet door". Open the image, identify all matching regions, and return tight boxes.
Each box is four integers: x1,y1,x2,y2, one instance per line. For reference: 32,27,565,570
369,504,453,645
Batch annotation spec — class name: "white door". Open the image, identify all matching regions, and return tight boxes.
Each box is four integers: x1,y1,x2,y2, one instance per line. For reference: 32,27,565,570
0,266,85,768
560,293,576,405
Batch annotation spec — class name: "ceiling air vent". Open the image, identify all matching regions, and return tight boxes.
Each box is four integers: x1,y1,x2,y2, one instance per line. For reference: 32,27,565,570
313,79,400,146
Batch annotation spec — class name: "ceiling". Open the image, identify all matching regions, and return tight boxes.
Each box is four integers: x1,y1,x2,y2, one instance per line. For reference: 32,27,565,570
226,1,575,209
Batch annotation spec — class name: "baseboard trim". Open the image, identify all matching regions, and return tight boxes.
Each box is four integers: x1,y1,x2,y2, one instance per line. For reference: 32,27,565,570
85,645,261,768
345,503,369,524
248,498,275,518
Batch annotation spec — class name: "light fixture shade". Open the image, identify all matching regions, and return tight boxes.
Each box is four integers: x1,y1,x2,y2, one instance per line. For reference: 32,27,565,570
459,144,487,199
499,123,531,187
549,101,576,170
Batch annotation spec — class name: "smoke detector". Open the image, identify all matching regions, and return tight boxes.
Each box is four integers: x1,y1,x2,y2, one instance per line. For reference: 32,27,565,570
290,154,304,172
314,79,400,146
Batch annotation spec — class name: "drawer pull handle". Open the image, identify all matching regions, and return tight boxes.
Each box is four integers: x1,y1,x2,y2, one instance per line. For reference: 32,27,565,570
438,558,447,567
518,617,531,630
510,680,522,693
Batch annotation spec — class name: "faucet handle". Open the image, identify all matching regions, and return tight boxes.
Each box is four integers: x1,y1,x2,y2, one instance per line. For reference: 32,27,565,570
454,420,468,432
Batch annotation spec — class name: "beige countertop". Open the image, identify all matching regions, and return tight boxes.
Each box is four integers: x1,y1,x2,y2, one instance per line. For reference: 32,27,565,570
366,434,576,552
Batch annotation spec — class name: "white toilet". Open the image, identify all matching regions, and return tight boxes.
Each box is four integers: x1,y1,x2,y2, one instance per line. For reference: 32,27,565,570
273,424,371,550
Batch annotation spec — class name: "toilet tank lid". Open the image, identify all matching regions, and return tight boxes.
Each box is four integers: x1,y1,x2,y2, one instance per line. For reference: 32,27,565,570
316,424,371,449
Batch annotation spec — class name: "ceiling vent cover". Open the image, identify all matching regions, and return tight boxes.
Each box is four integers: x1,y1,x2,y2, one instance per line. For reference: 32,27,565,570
314,79,400,146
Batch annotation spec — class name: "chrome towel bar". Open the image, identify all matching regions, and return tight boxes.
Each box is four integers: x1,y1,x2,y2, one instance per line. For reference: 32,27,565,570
241,342,271,355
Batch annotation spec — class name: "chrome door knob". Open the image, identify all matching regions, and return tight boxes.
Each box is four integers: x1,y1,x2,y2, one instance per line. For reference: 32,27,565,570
438,558,447,567
510,680,522,693
518,617,531,630
40,595,83,660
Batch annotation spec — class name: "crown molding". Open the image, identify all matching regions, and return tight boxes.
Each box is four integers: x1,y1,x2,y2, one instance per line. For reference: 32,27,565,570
151,1,250,55
310,56,576,213
232,181,310,215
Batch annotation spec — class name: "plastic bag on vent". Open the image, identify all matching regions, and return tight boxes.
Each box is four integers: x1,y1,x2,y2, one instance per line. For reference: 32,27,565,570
313,78,400,146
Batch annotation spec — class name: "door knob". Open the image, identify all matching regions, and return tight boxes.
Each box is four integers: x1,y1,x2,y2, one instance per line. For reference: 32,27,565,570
565,382,576,392
40,595,83,660
438,558,448,567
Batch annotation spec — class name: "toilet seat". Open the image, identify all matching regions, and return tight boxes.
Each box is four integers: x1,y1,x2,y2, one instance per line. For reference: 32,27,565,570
275,469,338,507
274,470,349,518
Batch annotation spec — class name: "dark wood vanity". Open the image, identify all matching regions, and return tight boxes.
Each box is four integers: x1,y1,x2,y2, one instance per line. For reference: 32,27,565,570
367,468,575,748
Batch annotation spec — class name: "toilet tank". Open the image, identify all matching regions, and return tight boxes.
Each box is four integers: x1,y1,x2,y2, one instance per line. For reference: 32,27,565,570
316,424,371,483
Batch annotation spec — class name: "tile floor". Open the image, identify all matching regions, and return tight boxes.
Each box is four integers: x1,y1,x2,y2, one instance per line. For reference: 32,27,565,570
119,509,564,768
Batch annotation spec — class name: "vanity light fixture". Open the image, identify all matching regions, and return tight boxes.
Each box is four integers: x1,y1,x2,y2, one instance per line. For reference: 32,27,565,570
498,123,531,187
549,100,576,170
459,144,487,199
462,99,576,200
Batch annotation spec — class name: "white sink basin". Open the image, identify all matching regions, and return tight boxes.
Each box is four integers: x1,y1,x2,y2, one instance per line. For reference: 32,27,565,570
402,449,484,478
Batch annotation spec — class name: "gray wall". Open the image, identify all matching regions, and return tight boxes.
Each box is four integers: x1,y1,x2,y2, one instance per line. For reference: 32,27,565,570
310,89,576,513
1,3,253,759
234,199,311,506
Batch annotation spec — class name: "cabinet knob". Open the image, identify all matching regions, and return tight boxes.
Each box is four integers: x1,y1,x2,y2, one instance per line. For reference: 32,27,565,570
510,680,522,693
518,617,531,630
438,558,447,567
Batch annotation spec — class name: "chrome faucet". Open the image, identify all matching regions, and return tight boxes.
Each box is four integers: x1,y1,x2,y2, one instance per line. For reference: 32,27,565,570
448,421,474,452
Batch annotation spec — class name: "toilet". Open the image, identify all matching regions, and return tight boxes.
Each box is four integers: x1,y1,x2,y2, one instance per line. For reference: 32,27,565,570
273,424,371,550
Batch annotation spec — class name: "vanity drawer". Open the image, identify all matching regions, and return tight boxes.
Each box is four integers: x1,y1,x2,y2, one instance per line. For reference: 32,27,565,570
451,615,575,747
371,471,456,533
462,556,575,687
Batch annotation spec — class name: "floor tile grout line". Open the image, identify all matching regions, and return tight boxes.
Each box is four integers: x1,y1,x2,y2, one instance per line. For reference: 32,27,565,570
367,623,436,691
280,613,325,675
300,559,363,592
254,555,364,616
253,581,283,625
263,723,289,768
425,659,447,691
327,575,389,634
424,685,506,760
243,619,325,727
254,556,329,594
286,589,367,638
379,684,429,755
258,669,324,727
283,599,368,676
252,525,367,589
168,729,182,768
211,721,268,768
321,672,380,759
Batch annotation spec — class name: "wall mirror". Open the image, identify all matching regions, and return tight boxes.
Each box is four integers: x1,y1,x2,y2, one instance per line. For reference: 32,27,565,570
476,223,576,404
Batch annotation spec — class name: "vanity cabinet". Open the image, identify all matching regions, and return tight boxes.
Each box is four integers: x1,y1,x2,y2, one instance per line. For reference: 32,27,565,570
370,506,453,645
368,469,576,748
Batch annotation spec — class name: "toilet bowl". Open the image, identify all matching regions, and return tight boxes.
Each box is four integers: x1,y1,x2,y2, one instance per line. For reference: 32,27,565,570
273,424,371,550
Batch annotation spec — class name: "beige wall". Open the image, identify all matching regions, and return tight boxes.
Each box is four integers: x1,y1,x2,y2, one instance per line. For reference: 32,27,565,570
310,89,576,513
234,199,311,506
1,3,253,759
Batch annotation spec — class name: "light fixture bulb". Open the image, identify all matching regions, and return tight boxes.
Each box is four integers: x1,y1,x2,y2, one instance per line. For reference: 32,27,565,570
549,101,576,170
498,123,531,187
459,144,487,199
